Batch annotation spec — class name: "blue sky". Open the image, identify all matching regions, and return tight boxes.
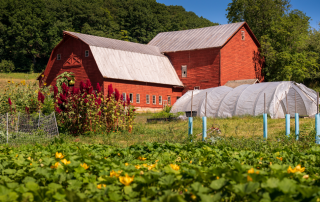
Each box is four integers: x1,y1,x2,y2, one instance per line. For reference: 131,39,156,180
156,0,320,29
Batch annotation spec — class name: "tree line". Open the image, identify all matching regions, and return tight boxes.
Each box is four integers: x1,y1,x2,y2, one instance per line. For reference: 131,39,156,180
0,0,217,73
0,0,319,84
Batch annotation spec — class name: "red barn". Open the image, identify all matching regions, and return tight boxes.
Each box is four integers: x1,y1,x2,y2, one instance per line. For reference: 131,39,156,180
41,22,263,111
149,22,264,94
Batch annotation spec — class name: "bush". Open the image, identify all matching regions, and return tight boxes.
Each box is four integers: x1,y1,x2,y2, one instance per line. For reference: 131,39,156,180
54,79,135,135
0,60,15,73
151,106,183,119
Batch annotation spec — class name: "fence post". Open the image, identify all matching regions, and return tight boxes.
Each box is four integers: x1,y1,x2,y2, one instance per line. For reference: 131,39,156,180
263,93,267,139
6,113,8,144
285,92,290,137
316,92,320,144
295,91,299,140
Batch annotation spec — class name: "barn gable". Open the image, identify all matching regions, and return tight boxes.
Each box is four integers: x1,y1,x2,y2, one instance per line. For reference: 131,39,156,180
64,31,183,87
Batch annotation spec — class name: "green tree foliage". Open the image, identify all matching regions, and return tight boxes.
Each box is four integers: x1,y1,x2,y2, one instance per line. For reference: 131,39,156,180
0,60,15,73
0,0,217,73
227,0,319,83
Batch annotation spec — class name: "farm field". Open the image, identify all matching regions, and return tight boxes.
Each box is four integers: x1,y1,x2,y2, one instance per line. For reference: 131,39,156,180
0,138,319,201
0,73,38,92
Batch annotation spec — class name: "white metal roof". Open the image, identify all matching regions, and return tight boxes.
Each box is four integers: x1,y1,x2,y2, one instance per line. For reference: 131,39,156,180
148,22,245,53
64,31,183,86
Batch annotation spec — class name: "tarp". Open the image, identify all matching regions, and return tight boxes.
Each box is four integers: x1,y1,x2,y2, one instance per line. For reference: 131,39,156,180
171,81,318,119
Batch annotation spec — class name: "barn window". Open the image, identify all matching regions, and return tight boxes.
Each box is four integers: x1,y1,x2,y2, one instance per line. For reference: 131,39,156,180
194,86,200,90
136,94,140,103
182,65,187,77
168,96,171,105
152,95,156,105
241,31,245,40
85,50,89,57
129,93,133,103
146,95,150,104
57,54,61,60
159,96,162,105
123,93,126,101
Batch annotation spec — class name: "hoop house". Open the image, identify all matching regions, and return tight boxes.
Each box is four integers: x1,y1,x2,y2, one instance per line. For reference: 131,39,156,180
171,82,318,119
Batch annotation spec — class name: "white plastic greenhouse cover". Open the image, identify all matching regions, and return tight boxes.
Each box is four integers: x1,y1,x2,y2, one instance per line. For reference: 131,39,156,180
171,81,319,119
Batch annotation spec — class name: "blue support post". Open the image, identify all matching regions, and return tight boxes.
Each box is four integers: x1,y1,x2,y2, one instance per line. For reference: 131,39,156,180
285,114,290,137
202,117,207,141
188,117,193,141
263,113,267,139
295,113,299,140
316,114,320,144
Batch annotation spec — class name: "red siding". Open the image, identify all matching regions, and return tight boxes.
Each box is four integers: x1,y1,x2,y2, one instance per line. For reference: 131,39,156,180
220,25,264,85
43,35,103,89
165,48,220,94
103,79,183,108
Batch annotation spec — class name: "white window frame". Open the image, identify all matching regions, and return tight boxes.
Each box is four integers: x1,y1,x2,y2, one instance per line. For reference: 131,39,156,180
122,93,126,101
129,93,133,103
85,50,89,57
168,96,171,105
182,65,187,78
152,95,156,105
159,96,162,105
241,31,245,40
136,94,140,103
146,95,150,104
57,54,61,60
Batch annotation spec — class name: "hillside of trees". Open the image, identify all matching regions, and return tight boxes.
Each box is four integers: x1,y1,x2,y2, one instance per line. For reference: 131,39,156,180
0,0,319,84
0,0,217,73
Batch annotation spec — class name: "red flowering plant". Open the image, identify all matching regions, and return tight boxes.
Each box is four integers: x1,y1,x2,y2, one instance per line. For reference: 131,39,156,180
54,80,135,135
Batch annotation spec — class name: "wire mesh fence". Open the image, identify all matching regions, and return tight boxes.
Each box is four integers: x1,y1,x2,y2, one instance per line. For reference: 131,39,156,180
0,112,59,145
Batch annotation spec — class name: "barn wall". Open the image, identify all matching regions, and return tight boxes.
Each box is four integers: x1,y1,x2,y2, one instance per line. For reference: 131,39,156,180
103,79,183,109
44,35,103,89
165,48,220,94
220,25,264,86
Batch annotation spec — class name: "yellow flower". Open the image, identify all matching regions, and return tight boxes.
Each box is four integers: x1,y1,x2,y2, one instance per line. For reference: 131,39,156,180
260,157,263,160
303,175,309,179
39,159,42,162
185,189,188,192
140,171,144,175
30,163,32,166
125,163,129,166
55,152,64,159
138,156,146,161
270,162,272,165
97,184,106,189
142,164,148,167
148,164,156,170
248,168,259,174
155,160,159,163
190,160,192,164
27,157,31,160
118,153,120,156
61,159,71,165
41,75,44,77
191,194,197,200
110,170,122,178
21,80,26,85
170,164,180,171
287,164,305,173
12,81,14,84
259,161,262,164
119,174,134,186
81,163,89,170
276,157,283,161
15,154,18,157
7,80,10,83
50,162,61,169
135,165,141,169
216,176,219,180
44,82,47,86
247,175,253,181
